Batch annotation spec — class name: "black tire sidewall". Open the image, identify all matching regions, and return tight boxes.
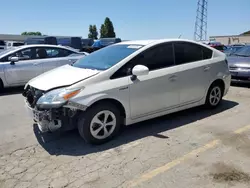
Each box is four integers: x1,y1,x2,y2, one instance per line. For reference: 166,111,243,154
205,84,223,108
78,102,121,144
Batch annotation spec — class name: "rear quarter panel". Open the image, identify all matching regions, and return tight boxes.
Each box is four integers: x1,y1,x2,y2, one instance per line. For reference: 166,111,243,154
207,52,231,96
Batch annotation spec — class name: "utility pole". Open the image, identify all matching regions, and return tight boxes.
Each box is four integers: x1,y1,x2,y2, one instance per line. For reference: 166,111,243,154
194,0,208,41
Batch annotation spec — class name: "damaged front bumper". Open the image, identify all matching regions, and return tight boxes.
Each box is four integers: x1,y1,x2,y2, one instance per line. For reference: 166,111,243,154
25,100,62,132
23,85,86,133
25,100,83,133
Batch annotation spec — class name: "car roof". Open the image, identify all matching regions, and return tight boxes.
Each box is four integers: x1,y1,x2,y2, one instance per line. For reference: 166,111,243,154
19,44,69,49
116,39,208,46
14,44,80,52
0,44,79,58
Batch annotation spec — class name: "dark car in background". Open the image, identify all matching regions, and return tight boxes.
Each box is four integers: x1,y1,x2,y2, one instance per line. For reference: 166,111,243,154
227,45,250,84
208,41,227,52
81,38,94,48
57,37,82,51
82,38,122,53
25,36,58,45
0,40,6,51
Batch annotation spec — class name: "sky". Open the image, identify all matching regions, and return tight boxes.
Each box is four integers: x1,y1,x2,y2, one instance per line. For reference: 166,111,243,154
1,0,249,40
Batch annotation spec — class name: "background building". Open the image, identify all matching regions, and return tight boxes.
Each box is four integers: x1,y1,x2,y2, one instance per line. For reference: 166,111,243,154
209,30,250,45
0,34,81,42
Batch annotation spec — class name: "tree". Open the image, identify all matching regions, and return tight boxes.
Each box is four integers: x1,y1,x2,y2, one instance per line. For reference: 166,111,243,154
100,17,116,38
100,24,106,38
21,31,42,36
241,30,250,35
88,25,98,39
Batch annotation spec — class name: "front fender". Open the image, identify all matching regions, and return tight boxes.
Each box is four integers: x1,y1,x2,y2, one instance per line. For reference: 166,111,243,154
69,93,130,116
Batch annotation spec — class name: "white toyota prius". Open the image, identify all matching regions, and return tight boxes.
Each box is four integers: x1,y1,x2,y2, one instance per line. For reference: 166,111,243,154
23,39,231,144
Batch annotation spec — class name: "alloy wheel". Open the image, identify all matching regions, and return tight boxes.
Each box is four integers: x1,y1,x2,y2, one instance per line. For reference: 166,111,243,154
90,110,116,140
209,86,221,106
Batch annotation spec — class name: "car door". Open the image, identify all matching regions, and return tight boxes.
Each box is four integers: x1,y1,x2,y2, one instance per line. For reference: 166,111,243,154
35,47,64,73
173,42,213,104
58,48,84,65
124,43,180,119
3,47,43,85
37,47,81,73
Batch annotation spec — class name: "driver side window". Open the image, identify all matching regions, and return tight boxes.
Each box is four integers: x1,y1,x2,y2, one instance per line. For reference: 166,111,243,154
110,43,174,79
4,48,33,62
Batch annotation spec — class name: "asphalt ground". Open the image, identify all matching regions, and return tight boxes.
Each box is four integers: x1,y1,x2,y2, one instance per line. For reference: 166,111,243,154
0,85,250,188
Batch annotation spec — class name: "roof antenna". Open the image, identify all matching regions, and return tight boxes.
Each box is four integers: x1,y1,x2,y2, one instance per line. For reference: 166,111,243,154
178,35,182,38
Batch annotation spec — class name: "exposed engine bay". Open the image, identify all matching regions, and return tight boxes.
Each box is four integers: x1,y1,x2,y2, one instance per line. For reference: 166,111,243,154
23,85,80,132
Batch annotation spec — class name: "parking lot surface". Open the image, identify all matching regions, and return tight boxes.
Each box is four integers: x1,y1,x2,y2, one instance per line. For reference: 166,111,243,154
0,86,250,188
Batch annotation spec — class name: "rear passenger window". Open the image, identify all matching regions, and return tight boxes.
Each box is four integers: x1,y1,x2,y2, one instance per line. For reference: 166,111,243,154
174,42,203,65
202,47,213,59
60,49,74,57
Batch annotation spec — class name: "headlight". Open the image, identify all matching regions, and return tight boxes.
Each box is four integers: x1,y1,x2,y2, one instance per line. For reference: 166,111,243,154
37,88,82,109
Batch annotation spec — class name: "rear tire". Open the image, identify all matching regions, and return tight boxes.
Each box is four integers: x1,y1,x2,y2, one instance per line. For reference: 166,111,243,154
205,83,223,108
78,102,122,145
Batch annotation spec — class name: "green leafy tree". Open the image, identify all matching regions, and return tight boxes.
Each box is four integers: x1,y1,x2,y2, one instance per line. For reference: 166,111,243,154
21,31,42,36
100,17,116,38
88,25,98,39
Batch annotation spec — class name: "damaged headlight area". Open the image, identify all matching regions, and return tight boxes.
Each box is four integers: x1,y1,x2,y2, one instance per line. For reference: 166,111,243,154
24,86,84,133
37,87,82,109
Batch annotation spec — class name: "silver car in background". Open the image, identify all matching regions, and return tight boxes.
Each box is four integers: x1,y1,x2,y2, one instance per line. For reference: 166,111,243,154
228,45,250,84
0,44,87,90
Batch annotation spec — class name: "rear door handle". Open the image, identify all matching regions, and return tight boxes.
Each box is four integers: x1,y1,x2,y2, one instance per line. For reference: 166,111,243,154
169,75,177,81
204,66,210,72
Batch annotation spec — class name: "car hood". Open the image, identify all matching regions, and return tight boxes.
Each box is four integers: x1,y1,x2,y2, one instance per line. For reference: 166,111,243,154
28,64,100,91
227,56,250,67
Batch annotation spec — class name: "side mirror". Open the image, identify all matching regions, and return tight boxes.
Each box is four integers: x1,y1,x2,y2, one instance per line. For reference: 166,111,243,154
131,65,149,81
9,57,19,64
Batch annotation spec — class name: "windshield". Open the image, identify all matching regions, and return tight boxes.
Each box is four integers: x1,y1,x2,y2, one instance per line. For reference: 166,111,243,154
73,44,144,70
234,46,250,57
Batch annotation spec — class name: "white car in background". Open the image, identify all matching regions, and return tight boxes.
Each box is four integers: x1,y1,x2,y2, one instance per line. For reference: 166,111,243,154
6,41,25,49
23,39,231,144
0,44,87,90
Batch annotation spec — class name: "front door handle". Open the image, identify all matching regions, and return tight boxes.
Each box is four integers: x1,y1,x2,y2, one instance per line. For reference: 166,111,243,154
68,59,75,64
204,66,210,72
169,75,177,81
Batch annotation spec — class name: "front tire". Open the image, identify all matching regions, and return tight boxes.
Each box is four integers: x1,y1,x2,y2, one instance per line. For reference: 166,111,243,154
78,102,122,144
205,83,223,108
